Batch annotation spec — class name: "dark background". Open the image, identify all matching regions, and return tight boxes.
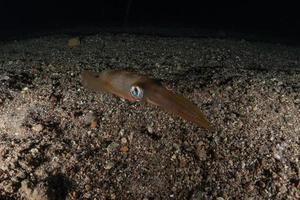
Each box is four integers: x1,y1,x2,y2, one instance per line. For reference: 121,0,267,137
0,0,299,42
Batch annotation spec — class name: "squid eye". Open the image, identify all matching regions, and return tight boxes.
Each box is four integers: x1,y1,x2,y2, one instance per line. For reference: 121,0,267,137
130,86,144,100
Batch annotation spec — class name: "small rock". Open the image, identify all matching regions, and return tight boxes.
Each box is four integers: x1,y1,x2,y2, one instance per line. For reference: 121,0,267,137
68,37,81,48
273,152,281,160
253,105,258,111
128,132,134,143
70,191,78,199
110,193,116,199
106,142,119,153
83,111,96,125
34,168,48,180
19,180,49,200
121,137,127,144
272,146,282,160
147,126,153,134
32,124,44,132
21,87,29,93
119,128,125,136
0,75,10,81
90,119,97,129
2,180,14,193
120,146,129,153
30,148,39,157
279,184,287,193
195,142,207,161
85,184,92,191
15,169,26,179
171,154,177,161
104,161,114,170
83,193,91,199
179,157,188,168
297,180,300,189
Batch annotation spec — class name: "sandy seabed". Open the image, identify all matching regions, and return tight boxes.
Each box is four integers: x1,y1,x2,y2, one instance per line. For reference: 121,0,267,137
0,32,299,199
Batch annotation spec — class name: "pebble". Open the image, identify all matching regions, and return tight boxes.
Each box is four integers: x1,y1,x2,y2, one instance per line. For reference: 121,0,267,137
0,75,10,81
195,142,207,161
273,152,281,160
68,37,81,48
32,124,44,132
179,157,188,168
119,129,125,136
2,180,14,193
30,148,39,157
90,120,97,129
110,193,116,199
83,111,96,125
128,132,134,143
70,191,78,199
278,183,288,194
120,146,129,153
107,142,119,153
85,184,92,191
20,180,49,200
15,169,26,179
147,126,153,134
21,87,29,93
121,137,127,144
171,154,177,161
104,161,114,170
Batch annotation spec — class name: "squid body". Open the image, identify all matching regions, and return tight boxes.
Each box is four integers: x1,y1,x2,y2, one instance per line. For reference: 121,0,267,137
81,70,211,129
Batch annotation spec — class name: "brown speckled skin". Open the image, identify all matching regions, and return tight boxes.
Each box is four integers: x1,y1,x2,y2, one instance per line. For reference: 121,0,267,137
81,70,211,129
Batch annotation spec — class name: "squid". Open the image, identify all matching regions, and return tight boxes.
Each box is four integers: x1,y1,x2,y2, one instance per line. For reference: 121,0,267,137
81,70,211,129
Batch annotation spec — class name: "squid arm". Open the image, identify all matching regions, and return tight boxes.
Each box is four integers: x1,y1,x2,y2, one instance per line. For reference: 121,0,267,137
81,70,211,129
